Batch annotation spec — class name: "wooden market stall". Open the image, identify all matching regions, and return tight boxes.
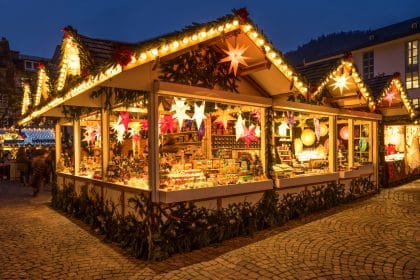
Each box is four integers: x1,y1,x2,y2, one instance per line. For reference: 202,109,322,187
368,73,419,187
19,9,313,211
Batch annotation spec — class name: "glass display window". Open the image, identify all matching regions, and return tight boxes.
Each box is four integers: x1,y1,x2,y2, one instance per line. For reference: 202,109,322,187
56,125,74,174
353,120,372,166
158,96,266,192
78,112,102,179
337,117,349,170
272,110,330,179
384,125,405,162
405,125,420,172
106,100,149,190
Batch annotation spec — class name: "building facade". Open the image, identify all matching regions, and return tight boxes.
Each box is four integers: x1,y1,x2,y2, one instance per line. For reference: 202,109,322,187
0,37,49,128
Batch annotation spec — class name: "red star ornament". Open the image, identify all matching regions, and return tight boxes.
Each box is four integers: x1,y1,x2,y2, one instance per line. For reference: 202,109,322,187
241,124,259,147
119,112,131,132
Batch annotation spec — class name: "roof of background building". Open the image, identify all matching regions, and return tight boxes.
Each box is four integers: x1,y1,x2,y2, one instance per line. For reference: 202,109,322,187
296,58,342,86
285,16,420,67
365,75,393,99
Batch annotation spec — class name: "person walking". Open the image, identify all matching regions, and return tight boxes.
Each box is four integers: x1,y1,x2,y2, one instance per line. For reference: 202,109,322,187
30,149,49,197
16,147,30,186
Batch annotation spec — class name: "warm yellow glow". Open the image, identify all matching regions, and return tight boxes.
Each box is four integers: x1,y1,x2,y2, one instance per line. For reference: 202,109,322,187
219,42,249,76
330,74,350,94
57,36,81,91
34,68,49,106
21,83,31,115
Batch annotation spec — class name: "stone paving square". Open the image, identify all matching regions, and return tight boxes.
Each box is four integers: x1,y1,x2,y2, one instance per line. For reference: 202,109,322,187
0,180,419,279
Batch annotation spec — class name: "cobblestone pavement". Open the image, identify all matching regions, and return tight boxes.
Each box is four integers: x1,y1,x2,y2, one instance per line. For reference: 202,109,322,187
0,180,419,280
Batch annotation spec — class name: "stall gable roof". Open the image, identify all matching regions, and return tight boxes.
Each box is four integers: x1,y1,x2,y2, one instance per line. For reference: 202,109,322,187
21,81,32,116
297,56,375,111
371,74,417,118
19,8,307,125
33,64,50,106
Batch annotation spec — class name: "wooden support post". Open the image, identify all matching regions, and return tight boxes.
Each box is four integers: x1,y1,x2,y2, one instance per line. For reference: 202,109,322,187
55,123,61,168
149,80,160,203
329,116,337,173
260,108,266,174
372,121,379,188
348,119,354,168
101,108,109,178
74,120,80,176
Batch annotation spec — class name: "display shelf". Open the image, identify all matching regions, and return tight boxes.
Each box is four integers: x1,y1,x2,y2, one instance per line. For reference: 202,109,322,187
159,180,273,203
339,164,374,179
275,172,339,188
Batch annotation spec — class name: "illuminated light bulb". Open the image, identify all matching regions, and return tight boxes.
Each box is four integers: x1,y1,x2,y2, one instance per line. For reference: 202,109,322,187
161,45,169,52
251,32,258,38
269,52,276,59
199,31,206,38
243,25,252,32
281,65,287,71
225,23,232,30
257,39,265,46
130,56,137,63
288,71,293,76
275,58,282,65
264,45,271,52
151,49,158,56
182,37,189,44
172,41,179,49
233,20,239,26
297,82,303,87
218,25,224,32
209,28,215,35
303,88,308,93
191,34,198,41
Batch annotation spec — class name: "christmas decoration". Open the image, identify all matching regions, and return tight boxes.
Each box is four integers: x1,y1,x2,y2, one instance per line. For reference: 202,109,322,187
301,129,316,146
112,116,126,143
277,122,289,137
219,41,249,76
320,124,328,137
113,46,133,67
314,118,320,141
119,112,131,132
286,111,296,127
330,74,350,95
214,108,236,130
251,109,262,122
297,118,307,132
383,90,396,107
294,138,303,153
197,123,205,140
21,82,32,115
192,102,206,129
255,125,261,138
141,119,148,131
160,115,175,134
241,124,259,147
339,126,349,140
235,113,245,141
171,97,191,129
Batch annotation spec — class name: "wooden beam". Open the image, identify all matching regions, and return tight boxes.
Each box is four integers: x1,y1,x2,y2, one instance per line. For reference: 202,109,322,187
239,60,271,76
325,94,359,102
341,104,369,109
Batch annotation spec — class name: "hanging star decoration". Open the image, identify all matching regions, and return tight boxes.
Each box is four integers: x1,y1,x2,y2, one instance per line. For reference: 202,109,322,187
214,108,236,130
330,74,350,94
286,111,296,127
95,124,101,142
119,112,131,132
160,115,175,134
314,118,321,142
383,90,396,107
82,126,97,144
235,113,245,141
112,116,126,143
219,41,249,76
278,121,289,137
192,101,206,129
255,125,261,137
241,124,259,147
171,97,191,130
297,118,307,132
129,122,141,142
250,109,262,122
140,119,148,131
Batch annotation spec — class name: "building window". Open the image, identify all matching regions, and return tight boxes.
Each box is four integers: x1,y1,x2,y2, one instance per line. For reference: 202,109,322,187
363,51,374,80
412,98,419,109
406,40,419,89
24,60,38,71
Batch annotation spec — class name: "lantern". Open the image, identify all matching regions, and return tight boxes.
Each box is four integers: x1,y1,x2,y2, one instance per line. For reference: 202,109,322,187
339,126,349,140
320,124,328,137
301,129,315,146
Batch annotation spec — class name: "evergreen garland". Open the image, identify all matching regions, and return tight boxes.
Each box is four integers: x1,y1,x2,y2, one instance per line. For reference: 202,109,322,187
159,46,239,92
61,105,97,121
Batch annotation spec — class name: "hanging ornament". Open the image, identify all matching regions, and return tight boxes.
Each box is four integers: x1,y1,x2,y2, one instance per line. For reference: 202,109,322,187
170,97,191,129
160,115,175,134
119,112,131,132
339,126,349,140
286,111,296,127
95,124,101,142
197,123,205,140
320,124,328,137
214,108,236,130
129,122,141,138
297,118,307,132
251,109,262,122
219,41,249,76
241,124,259,147
383,90,396,107
278,121,289,137
235,113,245,141
140,119,148,131
314,118,320,141
255,125,261,138
330,74,350,94
112,116,126,144
192,101,206,129
301,129,316,146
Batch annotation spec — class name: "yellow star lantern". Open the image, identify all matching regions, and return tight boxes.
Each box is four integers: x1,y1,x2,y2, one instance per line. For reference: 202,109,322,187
171,97,191,130
214,108,236,130
330,74,350,95
219,42,249,76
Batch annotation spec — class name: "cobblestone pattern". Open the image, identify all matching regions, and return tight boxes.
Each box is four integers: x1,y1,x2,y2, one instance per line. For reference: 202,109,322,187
0,180,419,279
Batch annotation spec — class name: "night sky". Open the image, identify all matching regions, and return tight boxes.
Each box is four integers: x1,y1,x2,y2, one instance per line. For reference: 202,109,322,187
1,0,420,59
